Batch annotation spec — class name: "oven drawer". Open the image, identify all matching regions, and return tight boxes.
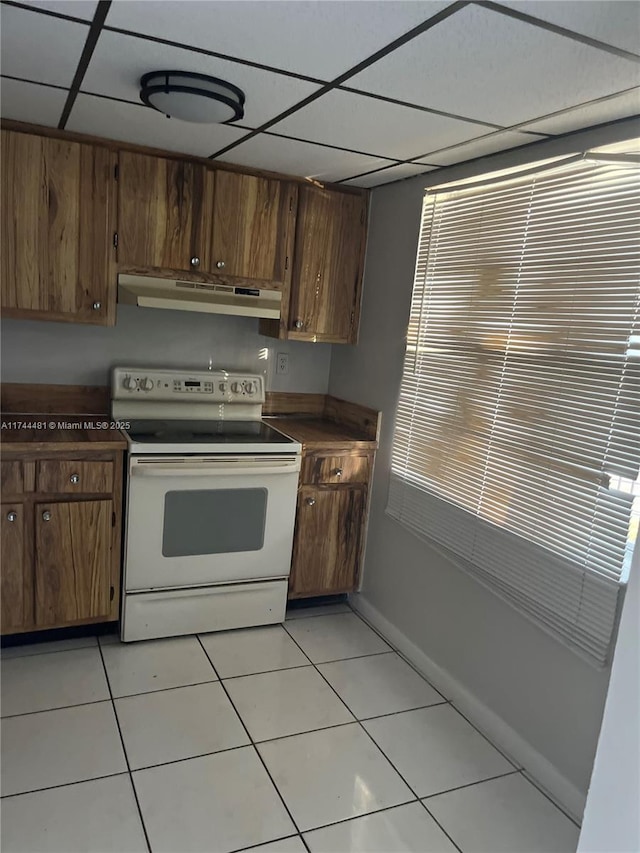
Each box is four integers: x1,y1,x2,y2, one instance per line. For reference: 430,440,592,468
121,580,288,641
301,453,371,485
37,460,114,494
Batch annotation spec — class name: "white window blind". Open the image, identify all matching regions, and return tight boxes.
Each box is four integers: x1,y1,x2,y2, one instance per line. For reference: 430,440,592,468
387,157,640,665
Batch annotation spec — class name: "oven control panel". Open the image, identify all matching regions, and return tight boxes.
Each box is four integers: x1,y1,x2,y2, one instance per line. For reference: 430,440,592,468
112,368,265,403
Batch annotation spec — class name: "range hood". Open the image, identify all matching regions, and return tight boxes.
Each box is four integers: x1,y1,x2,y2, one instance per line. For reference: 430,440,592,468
118,274,281,319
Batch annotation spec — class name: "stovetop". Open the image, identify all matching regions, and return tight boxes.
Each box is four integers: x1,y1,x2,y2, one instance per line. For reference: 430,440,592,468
126,419,295,446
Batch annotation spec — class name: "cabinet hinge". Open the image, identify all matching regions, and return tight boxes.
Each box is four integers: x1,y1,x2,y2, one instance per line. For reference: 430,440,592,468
114,163,119,181
285,255,289,271
289,197,293,212
110,586,115,602
360,209,365,224
113,232,118,250
112,511,116,527
351,311,355,328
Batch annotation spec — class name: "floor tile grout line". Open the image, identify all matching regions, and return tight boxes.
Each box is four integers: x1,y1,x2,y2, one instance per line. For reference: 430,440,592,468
196,634,307,844
1,696,113,719
0,770,127,801
1,641,99,659
421,767,522,801
519,769,582,828
219,663,314,681
96,642,153,853
107,676,220,701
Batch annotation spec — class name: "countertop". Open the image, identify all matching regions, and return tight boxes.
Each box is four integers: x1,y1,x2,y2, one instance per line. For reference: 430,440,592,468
266,416,378,451
1,414,128,453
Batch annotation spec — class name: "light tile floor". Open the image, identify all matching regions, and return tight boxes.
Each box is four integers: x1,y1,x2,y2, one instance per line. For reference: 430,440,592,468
0,606,580,853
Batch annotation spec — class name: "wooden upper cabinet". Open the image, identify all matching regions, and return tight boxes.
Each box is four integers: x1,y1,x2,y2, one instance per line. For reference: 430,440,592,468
117,151,212,274
287,187,368,344
1,130,117,325
211,171,297,285
34,499,112,628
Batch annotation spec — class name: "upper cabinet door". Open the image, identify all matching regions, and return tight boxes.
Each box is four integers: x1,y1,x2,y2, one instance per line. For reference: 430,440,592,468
1,130,117,325
288,187,368,344
118,151,212,274
211,171,297,285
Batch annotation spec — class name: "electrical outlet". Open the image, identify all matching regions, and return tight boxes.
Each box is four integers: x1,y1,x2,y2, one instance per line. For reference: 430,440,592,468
276,352,289,375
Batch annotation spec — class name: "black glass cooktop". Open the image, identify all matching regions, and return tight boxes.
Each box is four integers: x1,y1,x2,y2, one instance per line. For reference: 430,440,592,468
126,419,294,445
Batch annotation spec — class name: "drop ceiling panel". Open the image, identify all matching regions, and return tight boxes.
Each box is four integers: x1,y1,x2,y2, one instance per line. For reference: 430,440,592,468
214,132,396,183
13,1,98,20
520,89,640,135
104,0,449,80
343,162,437,188
0,78,68,126
82,30,319,129
0,5,88,88
500,1,640,56
415,129,546,166
270,90,497,161
347,4,640,127
66,94,248,157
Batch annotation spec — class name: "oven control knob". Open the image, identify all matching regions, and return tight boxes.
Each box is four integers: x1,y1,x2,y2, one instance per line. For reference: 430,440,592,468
231,381,243,394
123,375,137,390
245,382,256,395
219,382,228,393
141,377,154,391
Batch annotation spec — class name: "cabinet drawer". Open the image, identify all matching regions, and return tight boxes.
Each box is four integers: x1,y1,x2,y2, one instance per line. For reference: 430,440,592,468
301,454,371,485
1,462,23,495
37,461,114,494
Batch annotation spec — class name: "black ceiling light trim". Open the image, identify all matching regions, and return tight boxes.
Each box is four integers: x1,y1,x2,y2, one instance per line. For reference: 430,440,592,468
140,71,245,123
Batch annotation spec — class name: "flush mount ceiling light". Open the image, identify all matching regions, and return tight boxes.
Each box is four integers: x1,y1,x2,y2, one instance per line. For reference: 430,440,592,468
140,71,245,124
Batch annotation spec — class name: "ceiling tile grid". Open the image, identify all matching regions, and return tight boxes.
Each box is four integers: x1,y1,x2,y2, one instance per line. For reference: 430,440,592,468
0,4,89,88
103,0,451,80
0,0,639,187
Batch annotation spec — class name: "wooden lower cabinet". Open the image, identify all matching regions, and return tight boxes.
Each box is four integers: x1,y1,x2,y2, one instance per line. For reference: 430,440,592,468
0,449,123,635
289,485,367,598
1,503,29,631
35,499,113,627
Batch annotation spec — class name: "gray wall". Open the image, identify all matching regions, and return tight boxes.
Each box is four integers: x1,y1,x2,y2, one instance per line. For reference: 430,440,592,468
326,125,640,794
1,303,331,393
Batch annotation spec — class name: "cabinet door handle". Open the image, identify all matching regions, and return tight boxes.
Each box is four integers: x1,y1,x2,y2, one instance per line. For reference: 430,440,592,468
294,319,304,330
333,468,343,478
191,256,201,268
42,510,52,522
70,473,80,484
7,511,17,522
92,301,101,310
216,260,225,269
305,497,316,506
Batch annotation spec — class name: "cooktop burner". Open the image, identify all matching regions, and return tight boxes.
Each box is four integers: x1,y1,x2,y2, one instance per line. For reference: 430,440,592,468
126,419,294,446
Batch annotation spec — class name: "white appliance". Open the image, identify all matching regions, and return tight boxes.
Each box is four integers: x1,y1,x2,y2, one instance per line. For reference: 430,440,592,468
118,274,282,319
112,366,301,642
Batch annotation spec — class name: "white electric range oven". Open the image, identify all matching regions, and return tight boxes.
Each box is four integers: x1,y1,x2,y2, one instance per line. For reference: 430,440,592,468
112,367,301,642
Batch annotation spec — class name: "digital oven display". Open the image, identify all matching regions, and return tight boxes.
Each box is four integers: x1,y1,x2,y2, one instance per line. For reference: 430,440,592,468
185,381,201,387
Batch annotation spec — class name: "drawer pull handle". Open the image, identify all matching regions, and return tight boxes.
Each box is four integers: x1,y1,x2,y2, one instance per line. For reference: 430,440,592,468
334,468,343,477
7,511,17,522
294,319,304,330
216,260,225,269
42,511,52,522
92,301,101,310
191,256,201,268
70,473,80,484
305,497,316,507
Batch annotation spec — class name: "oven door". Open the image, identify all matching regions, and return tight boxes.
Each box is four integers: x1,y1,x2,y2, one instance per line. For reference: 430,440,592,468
124,454,300,592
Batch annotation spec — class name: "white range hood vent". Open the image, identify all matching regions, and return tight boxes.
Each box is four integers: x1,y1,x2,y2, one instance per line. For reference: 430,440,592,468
118,274,281,320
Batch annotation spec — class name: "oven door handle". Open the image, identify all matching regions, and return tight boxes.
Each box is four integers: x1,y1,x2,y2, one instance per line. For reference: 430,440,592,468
131,460,301,477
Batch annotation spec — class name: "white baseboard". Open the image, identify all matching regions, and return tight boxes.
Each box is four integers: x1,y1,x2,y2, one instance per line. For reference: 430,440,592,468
349,592,586,823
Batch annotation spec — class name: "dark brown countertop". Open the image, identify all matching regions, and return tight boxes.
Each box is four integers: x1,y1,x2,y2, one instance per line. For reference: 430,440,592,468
1,414,128,453
266,416,378,451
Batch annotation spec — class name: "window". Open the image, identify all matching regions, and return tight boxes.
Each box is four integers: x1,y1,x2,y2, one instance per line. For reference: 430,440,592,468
387,154,640,665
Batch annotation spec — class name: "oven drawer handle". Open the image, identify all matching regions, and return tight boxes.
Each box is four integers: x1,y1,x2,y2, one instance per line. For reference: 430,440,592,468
131,462,300,477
